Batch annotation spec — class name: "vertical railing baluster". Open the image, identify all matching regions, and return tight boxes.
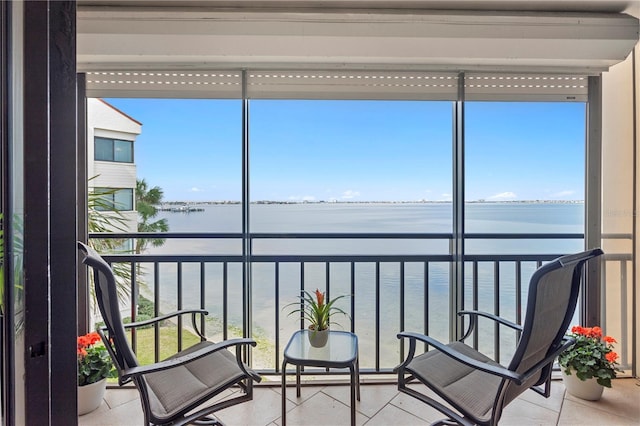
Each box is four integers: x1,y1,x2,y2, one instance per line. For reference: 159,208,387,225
300,262,305,330
325,261,331,301
200,262,206,338
375,261,381,372
473,261,479,350
494,261,500,363
154,262,160,363
177,261,183,352
424,261,429,353
223,262,228,341
300,262,306,375
275,261,280,372
326,261,331,372
130,260,137,354
350,262,356,333
400,261,405,363
515,261,523,342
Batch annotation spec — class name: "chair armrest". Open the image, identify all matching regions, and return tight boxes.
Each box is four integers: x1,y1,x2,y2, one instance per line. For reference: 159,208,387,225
457,310,522,342
121,309,209,329
458,310,522,331
396,331,525,384
121,338,260,381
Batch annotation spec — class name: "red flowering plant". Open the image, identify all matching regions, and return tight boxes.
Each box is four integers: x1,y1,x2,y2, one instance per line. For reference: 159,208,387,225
558,326,620,388
77,332,114,386
285,288,349,332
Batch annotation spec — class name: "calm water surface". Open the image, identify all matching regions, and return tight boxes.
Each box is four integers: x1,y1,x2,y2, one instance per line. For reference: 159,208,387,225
143,203,584,369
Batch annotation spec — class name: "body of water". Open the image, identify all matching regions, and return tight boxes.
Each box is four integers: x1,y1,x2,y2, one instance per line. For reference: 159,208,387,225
142,202,584,369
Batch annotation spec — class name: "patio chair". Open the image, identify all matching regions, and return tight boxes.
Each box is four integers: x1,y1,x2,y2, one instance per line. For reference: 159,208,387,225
78,242,262,426
394,248,603,426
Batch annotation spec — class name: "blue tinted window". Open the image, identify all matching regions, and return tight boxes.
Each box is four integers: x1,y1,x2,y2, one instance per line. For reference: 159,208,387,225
114,140,133,162
94,187,134,211
95,137,113,161
95,137,133,163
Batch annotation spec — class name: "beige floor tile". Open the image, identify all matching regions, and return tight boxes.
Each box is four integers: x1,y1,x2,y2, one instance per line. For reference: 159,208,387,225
82,380,640,426
517,380,566,413
322,384,399,418
103,386,139,410
499,396,560,425
216,387,294,426
364,403,429,426
562,378,640,423
558,398,639,426
278,390,369,426
280,384,326,406
79,398,144,426
388,386,451,424
78,399,111,424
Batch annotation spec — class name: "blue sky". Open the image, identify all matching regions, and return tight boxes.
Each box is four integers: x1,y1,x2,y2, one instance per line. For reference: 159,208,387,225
105,98,585,202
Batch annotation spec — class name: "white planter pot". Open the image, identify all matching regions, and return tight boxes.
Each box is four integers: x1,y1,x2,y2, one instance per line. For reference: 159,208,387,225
308,327,329,347
78,378,107,415
562,370,604,401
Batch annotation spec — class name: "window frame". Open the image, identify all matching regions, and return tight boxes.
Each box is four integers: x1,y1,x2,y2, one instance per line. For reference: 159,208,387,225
94,136,134,163
93,187,134,211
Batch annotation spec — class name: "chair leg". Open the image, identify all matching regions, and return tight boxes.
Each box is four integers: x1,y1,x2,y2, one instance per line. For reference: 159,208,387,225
193,416,223,426
430,420,458,426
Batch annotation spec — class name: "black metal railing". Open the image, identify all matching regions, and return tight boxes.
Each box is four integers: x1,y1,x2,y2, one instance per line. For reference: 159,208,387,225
88,231,631,378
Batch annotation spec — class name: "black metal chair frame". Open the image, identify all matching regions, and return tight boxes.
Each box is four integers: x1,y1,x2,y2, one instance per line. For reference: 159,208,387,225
394,248,603,426
78,241,262,426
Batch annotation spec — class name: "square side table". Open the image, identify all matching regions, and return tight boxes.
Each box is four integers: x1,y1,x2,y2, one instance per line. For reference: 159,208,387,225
281,330,360,426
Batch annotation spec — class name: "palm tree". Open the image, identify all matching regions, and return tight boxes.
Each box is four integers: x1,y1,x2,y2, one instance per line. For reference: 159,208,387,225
88,182,132,303
135,179,169,254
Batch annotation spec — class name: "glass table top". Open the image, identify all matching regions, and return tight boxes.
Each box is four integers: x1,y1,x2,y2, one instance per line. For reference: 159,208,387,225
283,329,358,367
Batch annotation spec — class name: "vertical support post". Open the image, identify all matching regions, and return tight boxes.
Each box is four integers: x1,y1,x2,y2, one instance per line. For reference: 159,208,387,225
77,73,89,335
48,1,78,424
241,70,252,364
632,46,638,380
451,72,466,340
24,1,78,424
585,76,602,327
23,2,52,423
0,2,13,424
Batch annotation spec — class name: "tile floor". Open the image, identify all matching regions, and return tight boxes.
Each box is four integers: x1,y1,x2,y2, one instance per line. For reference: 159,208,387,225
79,377,640,426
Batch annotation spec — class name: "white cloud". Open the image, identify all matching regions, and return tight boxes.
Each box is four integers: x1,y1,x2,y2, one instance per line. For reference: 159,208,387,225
488,192,516,200
288,195,316,201
341,190,360,200
189,187,203,192
440,193,452,201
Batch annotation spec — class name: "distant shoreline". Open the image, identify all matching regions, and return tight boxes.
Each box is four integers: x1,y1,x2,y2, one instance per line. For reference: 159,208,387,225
160,199,584,206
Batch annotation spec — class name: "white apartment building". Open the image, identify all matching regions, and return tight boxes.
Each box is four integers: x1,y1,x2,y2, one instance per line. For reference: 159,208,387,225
87,98,141,234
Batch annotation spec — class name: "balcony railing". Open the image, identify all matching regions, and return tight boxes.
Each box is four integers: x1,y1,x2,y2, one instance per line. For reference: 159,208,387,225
88,231,629,378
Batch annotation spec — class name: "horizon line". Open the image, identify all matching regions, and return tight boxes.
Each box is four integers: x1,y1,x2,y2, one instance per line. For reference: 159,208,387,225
160,199,585,205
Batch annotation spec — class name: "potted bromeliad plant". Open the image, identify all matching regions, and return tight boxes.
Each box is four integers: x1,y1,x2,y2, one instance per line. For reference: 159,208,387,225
77,331,115,415
286,289,349,347
558,325,620,401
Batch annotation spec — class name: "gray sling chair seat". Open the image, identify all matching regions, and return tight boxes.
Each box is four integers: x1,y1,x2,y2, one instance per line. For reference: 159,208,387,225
78,242,262,426
394,248,603,426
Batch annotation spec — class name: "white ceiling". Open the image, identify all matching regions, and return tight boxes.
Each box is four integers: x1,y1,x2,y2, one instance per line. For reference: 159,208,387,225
77,0,640,95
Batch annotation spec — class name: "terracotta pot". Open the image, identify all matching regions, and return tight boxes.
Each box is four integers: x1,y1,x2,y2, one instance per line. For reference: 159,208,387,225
78,378,107,415
308,327,329,347
562,370,604,401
